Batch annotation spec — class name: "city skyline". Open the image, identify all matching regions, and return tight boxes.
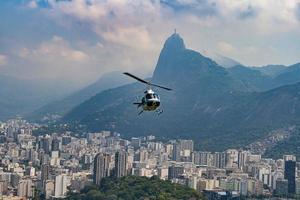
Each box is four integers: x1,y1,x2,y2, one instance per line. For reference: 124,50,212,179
0,118,299,199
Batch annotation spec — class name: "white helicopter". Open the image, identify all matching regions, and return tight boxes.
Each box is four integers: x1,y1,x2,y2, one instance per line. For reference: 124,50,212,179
123,72,172,115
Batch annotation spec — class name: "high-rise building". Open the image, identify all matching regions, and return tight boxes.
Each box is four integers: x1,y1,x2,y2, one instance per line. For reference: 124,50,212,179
93,153,111,185
41,164,50,185
138,148,148,162
0,180,8,195
172,143,181,161
213,152,226,169
40,135,52,154
115,151,128,177
194,151,212,166
179,140,194,152
54,174,70,198
17,178,33,198
285,160,296,194
284,155,296,162
51,137,60,151
238,150,250,170
225,149,239,168
45,180,54,199
168,165,184,180
275,178,288,196
172,140,194,162
131,137,141,149
62,136,71,145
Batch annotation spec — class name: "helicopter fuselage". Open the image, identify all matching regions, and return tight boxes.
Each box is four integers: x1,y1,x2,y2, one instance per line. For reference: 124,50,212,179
141,89,160,111
123,72,171,115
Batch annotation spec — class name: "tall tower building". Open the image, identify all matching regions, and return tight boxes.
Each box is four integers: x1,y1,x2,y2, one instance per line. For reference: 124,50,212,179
51,137,60,152
41,164,50,187
40,135,51,154
93,153,111,185
115,151,128,178
213,152,226,169
285,160,296,194
17,178,33,198
54,174,70,198
172,143,181,161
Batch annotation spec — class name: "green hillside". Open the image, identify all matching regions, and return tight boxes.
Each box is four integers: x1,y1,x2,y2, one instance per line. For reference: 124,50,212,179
67,176,204,200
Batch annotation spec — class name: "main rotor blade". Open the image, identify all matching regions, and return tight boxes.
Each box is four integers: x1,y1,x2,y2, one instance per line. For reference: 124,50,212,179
123,72,149,85
123,72,172,91
150,83,172,91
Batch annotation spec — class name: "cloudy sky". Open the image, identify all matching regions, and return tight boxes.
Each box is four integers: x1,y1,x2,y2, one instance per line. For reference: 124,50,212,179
1,0,300,87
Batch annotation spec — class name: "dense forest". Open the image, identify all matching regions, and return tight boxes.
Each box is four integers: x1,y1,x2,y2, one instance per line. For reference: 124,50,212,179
66,176,205,200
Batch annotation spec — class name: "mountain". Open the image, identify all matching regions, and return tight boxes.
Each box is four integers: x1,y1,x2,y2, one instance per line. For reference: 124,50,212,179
0,75,76,120
30,71,132,121
62,33,300,151
227,65,273,91
251,65,286,77
209,54,242,68
273,63,300,86
229,64,300,92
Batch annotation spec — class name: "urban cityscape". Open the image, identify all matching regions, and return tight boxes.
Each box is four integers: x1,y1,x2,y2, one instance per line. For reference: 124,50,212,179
2,0,300,200
0,118,298,199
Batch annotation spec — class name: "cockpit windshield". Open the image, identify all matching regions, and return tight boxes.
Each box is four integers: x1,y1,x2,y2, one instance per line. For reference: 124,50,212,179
145,93,159,99
145,94,153,99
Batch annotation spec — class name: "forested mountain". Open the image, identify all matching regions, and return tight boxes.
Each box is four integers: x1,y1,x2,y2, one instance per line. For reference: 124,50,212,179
62,33,300,151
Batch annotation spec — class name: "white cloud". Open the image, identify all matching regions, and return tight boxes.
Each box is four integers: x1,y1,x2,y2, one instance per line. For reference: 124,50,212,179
21,36,89,62
2,0,300,85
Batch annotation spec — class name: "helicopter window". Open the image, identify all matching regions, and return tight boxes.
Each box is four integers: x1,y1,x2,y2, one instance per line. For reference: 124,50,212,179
146,94,154,99
153,94,159,99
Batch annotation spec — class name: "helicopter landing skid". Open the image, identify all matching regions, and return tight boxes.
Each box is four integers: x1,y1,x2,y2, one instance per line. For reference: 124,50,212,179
156,109,163,115
138,110,143,115
137,109,163,116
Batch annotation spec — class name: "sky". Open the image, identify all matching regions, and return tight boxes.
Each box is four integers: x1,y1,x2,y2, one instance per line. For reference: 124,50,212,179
1,0,300,87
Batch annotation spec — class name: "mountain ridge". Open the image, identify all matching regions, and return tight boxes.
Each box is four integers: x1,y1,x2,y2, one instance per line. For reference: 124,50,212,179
47,34,300,152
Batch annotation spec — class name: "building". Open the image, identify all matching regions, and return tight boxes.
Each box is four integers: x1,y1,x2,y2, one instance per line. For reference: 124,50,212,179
213,152,226,169
0,180,8,195
238,150,250,170
44,180,54,199
194,151,212,166
51,137,60,151
54,174,70,198
158,167,168,180
275,178,288,196
172,143,181,161
284,155,296,162
41,164,50,184
17,178,33,198
172,140,194,162
296,178,300,195
284,160,296,194
131,137,141,149
115,151,127,177
93,153,111,185
40,135,51,154
168,165,184,180
226,149,239,168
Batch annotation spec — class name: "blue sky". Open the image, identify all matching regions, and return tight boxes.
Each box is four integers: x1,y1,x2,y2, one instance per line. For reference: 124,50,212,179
1,0,300,86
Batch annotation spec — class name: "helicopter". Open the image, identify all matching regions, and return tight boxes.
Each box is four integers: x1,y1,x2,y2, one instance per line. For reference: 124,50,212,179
123,72,172,115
